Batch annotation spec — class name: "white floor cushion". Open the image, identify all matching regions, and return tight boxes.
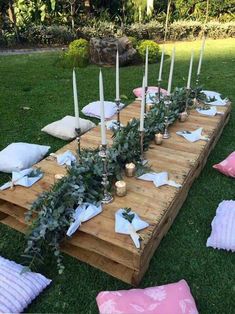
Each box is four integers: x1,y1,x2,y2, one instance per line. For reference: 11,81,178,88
82,101,124,119
207,200,235,252
41,115,95,140
0,256,51,313
0,143,50,173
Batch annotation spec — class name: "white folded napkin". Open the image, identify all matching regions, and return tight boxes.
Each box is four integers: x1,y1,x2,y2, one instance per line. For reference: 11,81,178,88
196,106,217,116
51,150,76,166
202,90,228,106
0,168,43,190
99,120,123,130
66,203,102,237
138,172,181,188
176,127,209,142
115,208,149,248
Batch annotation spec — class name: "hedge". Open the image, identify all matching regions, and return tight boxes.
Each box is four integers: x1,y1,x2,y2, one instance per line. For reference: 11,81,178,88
0,21,234,48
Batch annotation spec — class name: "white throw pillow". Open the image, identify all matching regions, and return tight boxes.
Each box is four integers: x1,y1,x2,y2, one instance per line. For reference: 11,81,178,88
82,101,124,119
0,256,51,313
41,115,95,140
207,200,235,252
0,143,50,173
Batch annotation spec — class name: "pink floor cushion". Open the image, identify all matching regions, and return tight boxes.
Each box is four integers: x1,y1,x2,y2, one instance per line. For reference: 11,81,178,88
133,86,168,98
0,256,51,313
213,151,235,178
96,279,198,314
207,200,235,252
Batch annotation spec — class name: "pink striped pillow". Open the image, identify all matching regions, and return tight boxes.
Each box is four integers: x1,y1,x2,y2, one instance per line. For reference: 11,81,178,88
207,200,235,252
133,86,168,98
96,280,198,314
0,256,51,313
213,152,235,178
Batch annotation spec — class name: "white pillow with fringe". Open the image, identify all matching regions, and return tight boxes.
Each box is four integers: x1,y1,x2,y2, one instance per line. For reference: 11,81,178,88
42,115,95,140
0,143,50,173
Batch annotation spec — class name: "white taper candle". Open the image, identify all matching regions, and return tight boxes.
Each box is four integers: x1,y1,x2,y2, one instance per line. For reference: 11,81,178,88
197,36,206,76
158,45,165,81
140,76,145,132
99,70,107,145
167,45,176,95
73,68,80,129
187,49,194,89
116,49,120,100
145,46,149,88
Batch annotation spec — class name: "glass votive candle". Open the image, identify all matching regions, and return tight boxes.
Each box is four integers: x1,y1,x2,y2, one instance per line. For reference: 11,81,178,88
179,111,188,122
54,174,65,182
125,162,136,177
155,133,163,145
146,103,154,112
115,180,127,197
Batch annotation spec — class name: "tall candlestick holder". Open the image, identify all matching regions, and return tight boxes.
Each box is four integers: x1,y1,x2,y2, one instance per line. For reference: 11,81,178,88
185,87,191,113
115,98,121,128
144,86,148,114
157,79,162,101
163,96,171,139
139,129,145,162
99,144,113,204
196,74,200,88
75,127,81,155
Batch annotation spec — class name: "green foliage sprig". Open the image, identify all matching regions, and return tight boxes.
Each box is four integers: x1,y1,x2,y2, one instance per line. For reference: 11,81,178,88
122,208,135,223
23,86,205,273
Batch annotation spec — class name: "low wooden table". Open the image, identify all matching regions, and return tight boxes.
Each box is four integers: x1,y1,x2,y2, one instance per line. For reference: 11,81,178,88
0,100,231,285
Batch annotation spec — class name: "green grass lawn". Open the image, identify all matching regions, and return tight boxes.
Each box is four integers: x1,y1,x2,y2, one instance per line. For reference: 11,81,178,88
0,38,234,314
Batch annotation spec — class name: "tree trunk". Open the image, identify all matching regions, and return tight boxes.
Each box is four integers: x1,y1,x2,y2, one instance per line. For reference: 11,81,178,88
147,0,154,17
164,0,171,42
70,0,75,29
8,0,19,42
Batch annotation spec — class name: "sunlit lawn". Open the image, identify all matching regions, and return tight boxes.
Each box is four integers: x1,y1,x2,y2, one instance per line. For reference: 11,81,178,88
0,38,234,313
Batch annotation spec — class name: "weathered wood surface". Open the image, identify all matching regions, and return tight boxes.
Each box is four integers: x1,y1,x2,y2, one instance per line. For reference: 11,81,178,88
0,100,231,285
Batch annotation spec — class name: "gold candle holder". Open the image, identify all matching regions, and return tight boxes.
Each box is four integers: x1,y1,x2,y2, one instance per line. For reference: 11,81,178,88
146,103,154,112
179,111,188,122
115,180,127,197
125,162,136,177
155,133,163,145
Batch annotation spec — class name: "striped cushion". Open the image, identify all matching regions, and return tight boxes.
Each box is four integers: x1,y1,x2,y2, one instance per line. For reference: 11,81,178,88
207,201,235,252
0,256,51,313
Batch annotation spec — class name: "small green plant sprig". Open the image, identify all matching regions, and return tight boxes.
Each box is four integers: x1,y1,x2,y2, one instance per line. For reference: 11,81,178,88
122,208,135,223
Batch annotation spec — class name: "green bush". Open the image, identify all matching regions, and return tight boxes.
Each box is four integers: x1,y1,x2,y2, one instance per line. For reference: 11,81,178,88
20,25,76,45
126,21,164,40
78,20,123,39
127,36,138,48
125,20,235,41
137,40,160,63
1,20,235,48
65,39,90,68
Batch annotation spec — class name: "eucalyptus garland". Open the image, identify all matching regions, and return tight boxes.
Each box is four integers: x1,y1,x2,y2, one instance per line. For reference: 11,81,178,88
23,86,206,273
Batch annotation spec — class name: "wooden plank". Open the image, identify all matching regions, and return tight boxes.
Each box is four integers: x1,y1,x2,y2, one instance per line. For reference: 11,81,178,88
0,100,231,285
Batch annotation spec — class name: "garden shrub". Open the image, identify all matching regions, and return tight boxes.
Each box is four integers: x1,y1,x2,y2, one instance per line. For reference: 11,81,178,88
125,20,235,41
65,39,90,68
126,21,164,41
127,36,138,48
137,40,160,63
19,25,76,45
1,21,234,48
168,21,202,40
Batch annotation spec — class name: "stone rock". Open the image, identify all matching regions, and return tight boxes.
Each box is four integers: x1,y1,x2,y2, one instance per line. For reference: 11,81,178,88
90,37,137,66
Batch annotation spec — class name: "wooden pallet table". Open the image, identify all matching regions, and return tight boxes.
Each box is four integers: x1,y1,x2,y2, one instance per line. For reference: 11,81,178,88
0,100,231,285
